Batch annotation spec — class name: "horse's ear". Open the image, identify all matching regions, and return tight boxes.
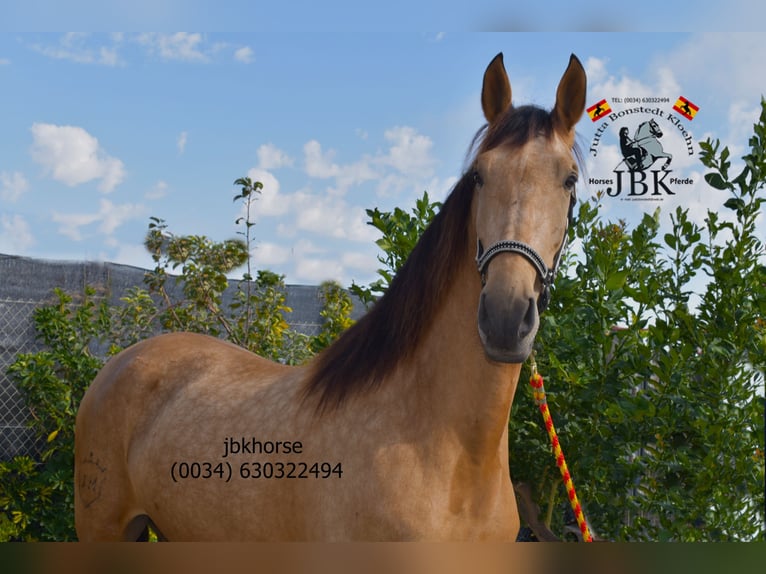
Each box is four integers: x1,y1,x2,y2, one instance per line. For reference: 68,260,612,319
481,53,512,124
552,54,587,135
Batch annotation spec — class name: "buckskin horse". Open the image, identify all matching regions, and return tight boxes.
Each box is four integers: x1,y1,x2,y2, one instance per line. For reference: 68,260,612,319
75,52,586,541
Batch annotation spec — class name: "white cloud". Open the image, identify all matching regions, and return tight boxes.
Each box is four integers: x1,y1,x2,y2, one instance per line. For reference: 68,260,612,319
0,58,10,65
292,238,325,257
248,238,377,285
123,34,256,65
52,199,146,241
589,66,656,102
584,57,609,86
136,32,208,62
52,211,100,241
653,66,681,102
304,140,341,179
257,143,293,170
302,125,439,200
30,123,126,192
294,257,346,284
293,193,341,235
292,192,378,243
177,131,188,154
98,46,121,67
0,171,30,202
0,214,34,253
245,168,287,216
304,140,380,195
586,53,682,100
234,46,254,64
251,242,290,266
31,33,254,67
381,126,436,176
145,180,169,200
30,33,124,66
288,241,379,285
341,251,378,273
97,200,146,235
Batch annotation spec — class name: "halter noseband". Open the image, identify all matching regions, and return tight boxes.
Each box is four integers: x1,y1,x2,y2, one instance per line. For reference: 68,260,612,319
475,197,574,313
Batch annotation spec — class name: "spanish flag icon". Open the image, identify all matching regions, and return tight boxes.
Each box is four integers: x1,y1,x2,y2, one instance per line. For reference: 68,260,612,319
673,96,699,120
587,99,611,122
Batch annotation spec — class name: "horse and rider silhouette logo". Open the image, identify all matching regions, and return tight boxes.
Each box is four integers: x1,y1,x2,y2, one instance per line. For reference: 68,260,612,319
618,119,672,172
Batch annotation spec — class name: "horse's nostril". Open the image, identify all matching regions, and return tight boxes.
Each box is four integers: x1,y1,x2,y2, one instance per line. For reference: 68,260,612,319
518,298,537,340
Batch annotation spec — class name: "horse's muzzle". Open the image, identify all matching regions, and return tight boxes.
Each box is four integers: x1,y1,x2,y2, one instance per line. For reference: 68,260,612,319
477,291,539,363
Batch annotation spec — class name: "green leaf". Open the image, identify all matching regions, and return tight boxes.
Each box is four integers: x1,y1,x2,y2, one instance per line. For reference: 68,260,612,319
605,269,629,290
663,233,677,249
704,172,729,190
723,197,744,211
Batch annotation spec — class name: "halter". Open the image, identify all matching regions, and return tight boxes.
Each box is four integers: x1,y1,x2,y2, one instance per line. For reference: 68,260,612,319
475,195,575,313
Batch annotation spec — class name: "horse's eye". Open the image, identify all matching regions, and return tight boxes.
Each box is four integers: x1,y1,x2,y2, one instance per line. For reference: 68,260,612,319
472,170,484,188
564,174,577,191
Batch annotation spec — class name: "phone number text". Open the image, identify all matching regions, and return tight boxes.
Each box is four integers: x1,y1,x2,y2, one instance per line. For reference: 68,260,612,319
170,460,343,483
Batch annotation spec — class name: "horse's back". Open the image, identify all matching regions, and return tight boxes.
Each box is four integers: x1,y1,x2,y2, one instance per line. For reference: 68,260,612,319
77,333,288,448
85,330,289,405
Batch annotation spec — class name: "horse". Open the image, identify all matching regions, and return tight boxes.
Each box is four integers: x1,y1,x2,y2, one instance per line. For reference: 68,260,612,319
622,118,672,171
74,52,586,541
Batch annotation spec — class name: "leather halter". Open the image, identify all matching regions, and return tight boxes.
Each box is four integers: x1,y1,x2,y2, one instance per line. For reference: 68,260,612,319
475,195,575,313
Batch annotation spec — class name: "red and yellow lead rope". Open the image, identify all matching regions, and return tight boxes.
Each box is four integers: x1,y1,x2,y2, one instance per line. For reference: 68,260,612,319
528,359,593,542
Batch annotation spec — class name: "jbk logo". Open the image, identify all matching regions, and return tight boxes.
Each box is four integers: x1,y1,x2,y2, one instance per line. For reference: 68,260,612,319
586,97,698,201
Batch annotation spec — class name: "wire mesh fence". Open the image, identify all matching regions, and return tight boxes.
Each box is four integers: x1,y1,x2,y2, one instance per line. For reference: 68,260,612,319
0,298,44,459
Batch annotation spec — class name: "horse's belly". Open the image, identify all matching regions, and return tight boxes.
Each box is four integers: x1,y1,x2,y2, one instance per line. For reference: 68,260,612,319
130,446,517,541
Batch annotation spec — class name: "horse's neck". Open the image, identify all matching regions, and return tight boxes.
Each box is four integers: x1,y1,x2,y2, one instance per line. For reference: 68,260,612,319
402,255,523,460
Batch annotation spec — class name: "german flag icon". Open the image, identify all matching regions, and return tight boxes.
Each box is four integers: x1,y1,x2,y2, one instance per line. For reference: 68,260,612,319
673,96,699,120
587,99,611,122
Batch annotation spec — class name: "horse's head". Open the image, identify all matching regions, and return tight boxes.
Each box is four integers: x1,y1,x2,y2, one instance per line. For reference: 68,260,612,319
648,118,662,137
472,53,586,363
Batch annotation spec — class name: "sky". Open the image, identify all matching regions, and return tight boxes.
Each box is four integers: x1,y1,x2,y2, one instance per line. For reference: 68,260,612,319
1,26,765,287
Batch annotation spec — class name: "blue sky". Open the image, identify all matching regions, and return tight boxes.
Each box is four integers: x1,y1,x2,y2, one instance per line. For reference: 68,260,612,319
1,30,765,286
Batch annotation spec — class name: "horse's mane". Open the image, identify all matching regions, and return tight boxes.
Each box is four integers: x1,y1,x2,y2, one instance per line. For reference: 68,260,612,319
303,105,561,413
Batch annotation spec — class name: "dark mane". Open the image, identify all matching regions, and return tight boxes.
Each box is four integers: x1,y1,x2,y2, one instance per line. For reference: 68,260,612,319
303,105,560,413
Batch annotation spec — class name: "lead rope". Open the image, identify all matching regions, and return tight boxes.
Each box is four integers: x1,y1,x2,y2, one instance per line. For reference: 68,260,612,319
528,353,593,542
